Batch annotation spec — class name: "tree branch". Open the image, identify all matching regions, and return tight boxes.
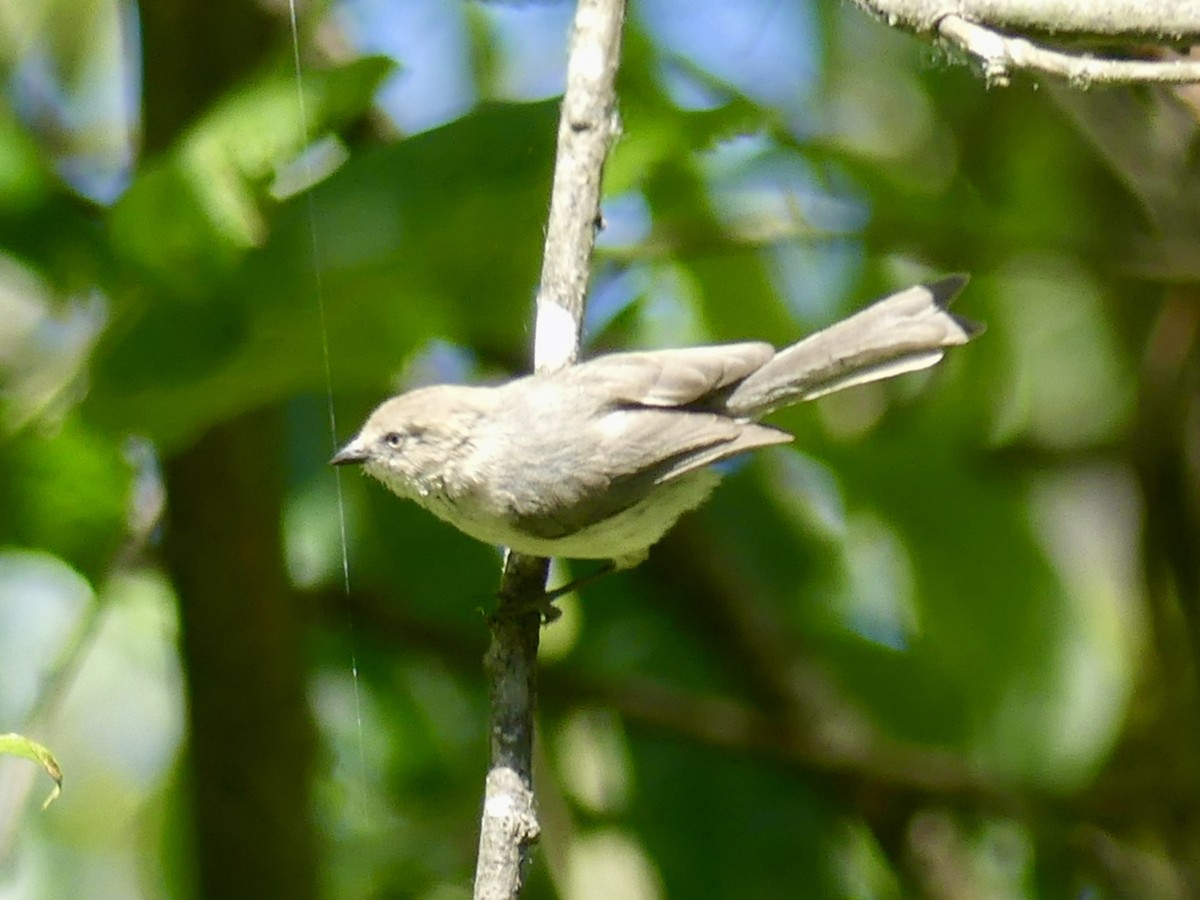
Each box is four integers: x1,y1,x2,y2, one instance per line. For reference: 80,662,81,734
849,0,1200,40
938,14,1200,87
474,1,626,898
532,0,626,374
849,0,1200,86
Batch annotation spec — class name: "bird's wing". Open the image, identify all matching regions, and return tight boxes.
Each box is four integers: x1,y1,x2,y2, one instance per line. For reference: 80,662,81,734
502,404,789,539
567,342,775,408
603,407,792,484
487,350,785,541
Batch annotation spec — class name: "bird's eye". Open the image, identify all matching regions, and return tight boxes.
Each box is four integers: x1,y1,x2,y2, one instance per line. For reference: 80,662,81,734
383,432,403,449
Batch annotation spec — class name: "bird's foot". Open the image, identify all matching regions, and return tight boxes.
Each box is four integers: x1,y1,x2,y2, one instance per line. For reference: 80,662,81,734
488,591,562,625
489,562,616,626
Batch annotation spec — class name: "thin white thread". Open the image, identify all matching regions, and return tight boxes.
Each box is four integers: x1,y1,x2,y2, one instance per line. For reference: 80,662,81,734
287,0,368,814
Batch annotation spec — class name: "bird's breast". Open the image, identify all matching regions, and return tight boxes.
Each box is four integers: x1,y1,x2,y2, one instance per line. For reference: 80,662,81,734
407,467,722,563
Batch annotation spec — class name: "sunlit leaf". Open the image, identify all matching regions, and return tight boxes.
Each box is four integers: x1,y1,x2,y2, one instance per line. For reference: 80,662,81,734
0,417,131,581
109,57,395,292
0,733,63,809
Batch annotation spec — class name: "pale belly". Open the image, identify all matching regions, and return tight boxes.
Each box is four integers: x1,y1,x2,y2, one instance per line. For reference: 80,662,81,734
417,469,721,568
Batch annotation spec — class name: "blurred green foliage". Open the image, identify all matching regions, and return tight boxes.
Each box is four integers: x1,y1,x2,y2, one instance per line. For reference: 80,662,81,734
0,0,1195,898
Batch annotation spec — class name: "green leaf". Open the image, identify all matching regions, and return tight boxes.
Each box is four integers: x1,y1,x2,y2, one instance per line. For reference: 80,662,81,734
0,733,63,809
609,31,770,199
0,104,52,216
109,56,395,292
88,101,557,448
0,418,131,582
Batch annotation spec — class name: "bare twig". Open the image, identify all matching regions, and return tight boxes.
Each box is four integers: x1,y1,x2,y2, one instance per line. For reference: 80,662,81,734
531,0,626,373
475,556,546,900
474,1,626,898
848,0,1200,40
938,14,1200,87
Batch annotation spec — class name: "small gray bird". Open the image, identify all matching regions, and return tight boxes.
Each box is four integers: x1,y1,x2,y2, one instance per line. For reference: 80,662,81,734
332,276,980,570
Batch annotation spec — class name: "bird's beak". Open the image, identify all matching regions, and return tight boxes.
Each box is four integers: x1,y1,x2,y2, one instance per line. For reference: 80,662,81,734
330,440,367,467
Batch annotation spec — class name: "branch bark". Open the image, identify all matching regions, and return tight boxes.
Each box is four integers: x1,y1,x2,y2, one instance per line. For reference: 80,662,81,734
849,0,1200,85
848,0,1200,39
473,1,626,898
939,14,1200,87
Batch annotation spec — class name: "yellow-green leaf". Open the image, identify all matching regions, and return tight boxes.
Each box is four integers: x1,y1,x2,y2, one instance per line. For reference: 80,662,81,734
0,733,63,809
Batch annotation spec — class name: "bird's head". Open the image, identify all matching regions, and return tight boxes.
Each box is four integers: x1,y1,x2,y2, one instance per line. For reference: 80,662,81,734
331,385,485,500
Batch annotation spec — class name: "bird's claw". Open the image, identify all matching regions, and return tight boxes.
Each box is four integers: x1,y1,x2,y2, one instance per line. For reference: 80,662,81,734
488,562,616,626
488,591,562,626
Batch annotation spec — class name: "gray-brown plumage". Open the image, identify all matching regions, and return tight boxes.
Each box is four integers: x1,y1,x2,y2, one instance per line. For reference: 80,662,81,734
332,275,980,568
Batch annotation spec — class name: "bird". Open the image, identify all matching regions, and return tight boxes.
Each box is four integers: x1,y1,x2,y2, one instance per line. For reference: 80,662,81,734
332,276,980,576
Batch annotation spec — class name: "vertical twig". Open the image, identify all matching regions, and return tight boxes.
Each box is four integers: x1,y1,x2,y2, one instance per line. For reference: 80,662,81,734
530,0,626,375
473,2,626,898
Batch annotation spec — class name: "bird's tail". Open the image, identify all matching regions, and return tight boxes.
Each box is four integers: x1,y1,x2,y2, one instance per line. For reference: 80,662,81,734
723,275,981,418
